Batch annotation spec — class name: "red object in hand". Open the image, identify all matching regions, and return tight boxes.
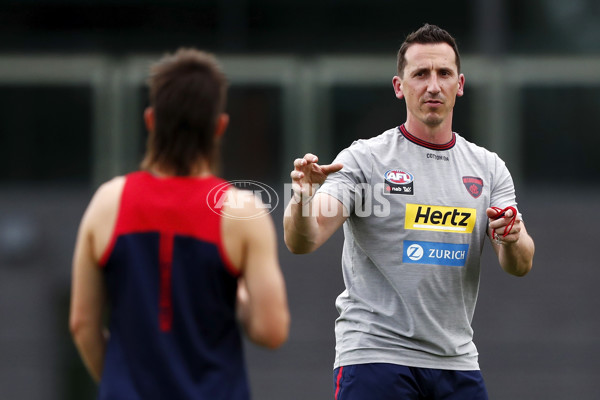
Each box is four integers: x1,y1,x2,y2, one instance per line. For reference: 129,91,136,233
491,206,517,238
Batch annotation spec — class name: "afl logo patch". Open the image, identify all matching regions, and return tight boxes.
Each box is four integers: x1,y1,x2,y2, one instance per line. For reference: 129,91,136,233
384,169,414,195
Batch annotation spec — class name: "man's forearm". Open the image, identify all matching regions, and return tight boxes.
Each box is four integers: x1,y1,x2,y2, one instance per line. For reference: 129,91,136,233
499,232,535,277
283,199,320,254
73,326,107,383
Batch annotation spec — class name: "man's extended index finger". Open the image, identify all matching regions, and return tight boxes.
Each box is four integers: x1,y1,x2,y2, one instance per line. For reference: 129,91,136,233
321,163,344,175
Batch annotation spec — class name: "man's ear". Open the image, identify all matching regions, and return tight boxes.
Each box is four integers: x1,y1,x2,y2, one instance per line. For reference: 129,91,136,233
144,107,155,133
457,73,465,97
392,76,404,100
215,113,229,137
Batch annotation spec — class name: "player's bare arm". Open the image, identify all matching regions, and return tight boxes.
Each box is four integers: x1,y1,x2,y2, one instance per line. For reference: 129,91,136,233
222,189,290,349
486,207,535,277
69,177,124,382
283,153,346,254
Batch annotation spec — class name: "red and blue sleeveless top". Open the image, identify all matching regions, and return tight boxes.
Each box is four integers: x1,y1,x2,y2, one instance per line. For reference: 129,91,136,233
98,171,248,400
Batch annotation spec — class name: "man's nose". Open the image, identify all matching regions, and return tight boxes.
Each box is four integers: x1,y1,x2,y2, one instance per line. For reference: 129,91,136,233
427,75,441,93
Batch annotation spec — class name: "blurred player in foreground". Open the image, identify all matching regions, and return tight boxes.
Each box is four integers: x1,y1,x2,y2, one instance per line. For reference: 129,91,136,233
70,49,289,400
284,24,534,399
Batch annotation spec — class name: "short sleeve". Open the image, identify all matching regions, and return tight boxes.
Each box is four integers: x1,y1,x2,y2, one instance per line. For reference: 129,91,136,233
317,141,372,215
490,154,521,217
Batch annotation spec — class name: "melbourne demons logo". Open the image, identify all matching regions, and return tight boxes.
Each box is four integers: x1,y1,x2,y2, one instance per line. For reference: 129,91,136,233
384,169,414,195
462,176,483,199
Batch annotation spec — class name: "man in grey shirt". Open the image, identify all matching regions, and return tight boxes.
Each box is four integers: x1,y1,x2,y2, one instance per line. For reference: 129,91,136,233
283,24,535,400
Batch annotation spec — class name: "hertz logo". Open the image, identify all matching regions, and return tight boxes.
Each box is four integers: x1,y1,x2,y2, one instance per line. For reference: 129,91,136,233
405,204,476,233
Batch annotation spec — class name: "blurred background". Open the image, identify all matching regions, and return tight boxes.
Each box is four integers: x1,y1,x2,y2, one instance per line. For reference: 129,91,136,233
0,0,599,399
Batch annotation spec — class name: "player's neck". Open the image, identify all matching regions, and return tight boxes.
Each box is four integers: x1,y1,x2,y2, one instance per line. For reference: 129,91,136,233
404,118,453,145
147,159,213,178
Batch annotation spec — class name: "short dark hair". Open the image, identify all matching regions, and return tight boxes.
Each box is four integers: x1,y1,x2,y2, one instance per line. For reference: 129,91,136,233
396,24,461,77
142,48,227,176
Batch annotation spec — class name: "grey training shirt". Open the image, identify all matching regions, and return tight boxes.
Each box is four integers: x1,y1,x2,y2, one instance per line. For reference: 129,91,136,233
318,125,518,371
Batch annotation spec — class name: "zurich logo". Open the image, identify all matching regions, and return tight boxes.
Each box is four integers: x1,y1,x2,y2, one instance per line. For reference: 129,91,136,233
406,244,424,261
403,240,469,267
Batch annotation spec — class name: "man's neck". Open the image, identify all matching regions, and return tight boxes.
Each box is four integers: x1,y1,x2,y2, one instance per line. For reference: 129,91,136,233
404,118,454,145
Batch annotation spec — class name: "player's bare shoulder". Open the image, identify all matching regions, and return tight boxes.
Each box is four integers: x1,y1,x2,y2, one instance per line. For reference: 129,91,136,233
80,176,126,261
97,176,126,198
220,186,271,221
220,186,276,274
87,176,126,220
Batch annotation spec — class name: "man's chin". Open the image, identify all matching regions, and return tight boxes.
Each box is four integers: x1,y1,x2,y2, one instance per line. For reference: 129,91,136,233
424,115,444,127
